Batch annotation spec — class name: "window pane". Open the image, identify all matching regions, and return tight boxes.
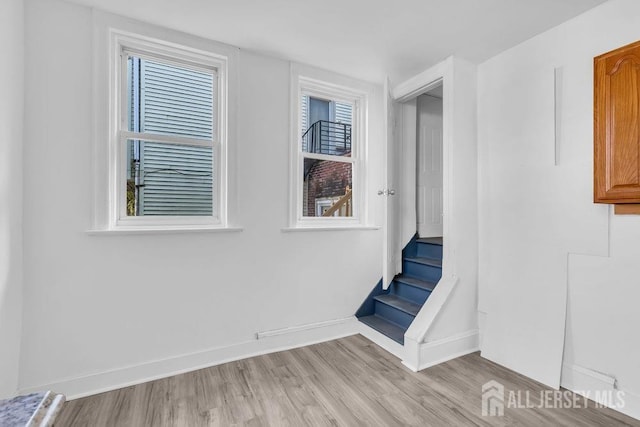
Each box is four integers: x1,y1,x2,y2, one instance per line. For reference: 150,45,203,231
127,56,215,140
126,140,213,216
301,98,352,157
303,158,353,217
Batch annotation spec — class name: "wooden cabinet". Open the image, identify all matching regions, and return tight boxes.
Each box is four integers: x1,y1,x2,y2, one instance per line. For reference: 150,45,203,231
594,40,640,211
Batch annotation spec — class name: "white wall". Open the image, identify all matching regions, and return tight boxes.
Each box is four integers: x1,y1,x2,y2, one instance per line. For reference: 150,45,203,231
478,0,640,416
0,0,25,399
20,0,384,398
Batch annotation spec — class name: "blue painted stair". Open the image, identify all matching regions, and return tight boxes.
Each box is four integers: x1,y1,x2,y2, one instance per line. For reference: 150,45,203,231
356,236,442,345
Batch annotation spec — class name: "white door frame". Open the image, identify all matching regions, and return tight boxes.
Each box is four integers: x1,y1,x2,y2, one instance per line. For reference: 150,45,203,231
395,58,453,371
391,57,479,373
389,57,453,284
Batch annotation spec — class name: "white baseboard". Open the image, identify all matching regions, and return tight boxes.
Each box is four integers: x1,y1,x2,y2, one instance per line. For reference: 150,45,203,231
561,363,616,392
413,329,479,371
19,317,359,401
561,363,640,421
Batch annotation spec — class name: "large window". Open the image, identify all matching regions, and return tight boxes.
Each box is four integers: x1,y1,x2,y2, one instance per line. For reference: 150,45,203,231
109,31,229,229
291,75,368,227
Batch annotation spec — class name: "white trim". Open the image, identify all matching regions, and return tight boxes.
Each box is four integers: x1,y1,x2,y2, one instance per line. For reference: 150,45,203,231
19,318,359,401
298,79,362,222
112,31,225,227
302,152,354,163
289,63,375,230
403,329,479,372
392,60,448,102
91,11,239,232
391,59,452,284
561,364,640,420
405,275,459,343
390,57,479,373
115,215,221,228
119,131,213,148
561,364,616,391
86,226,243,235
391,58,453,282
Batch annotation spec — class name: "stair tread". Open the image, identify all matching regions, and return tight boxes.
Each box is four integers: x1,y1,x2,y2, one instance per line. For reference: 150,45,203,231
394,275,437,292
374,294,421,316
417,237,443,246
404,256,442,267
358,315,406,345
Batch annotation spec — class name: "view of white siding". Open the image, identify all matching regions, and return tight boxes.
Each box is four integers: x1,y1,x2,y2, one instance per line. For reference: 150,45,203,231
130,58,215,216
301,94,309,137
140,60,215,139
335,101,352,125
137,141,214,216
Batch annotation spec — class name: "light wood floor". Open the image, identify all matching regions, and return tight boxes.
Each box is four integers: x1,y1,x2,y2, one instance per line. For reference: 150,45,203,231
57,334,640,426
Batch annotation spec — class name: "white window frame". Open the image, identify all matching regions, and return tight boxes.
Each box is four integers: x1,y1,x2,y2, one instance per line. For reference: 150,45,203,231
290,71,369,229
109,32,228,229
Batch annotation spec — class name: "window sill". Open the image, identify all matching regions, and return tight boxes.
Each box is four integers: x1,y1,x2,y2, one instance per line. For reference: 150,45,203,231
86,226,244,236
281,225,381,233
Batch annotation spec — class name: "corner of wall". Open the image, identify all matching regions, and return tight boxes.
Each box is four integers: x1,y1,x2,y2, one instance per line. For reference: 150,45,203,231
0,0,25,400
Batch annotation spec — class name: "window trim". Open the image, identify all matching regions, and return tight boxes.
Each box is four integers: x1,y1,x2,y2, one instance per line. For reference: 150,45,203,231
102,29,231,230
290,71,369,229
91,12,239,233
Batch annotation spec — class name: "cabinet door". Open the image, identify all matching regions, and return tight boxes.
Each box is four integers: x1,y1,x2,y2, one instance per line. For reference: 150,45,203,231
595,40,640,203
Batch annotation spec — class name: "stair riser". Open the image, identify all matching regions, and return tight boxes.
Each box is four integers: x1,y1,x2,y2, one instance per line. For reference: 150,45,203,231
403,261,442,282
358,316,405,344
374,301,414,329
392,282,432,305
416,243,443,260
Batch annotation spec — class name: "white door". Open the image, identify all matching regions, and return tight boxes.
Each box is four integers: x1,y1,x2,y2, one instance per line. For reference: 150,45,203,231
417,94,443,238
382,78,401,288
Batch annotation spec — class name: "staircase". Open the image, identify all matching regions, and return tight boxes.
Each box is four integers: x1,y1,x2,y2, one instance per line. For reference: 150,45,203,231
357,236,442,345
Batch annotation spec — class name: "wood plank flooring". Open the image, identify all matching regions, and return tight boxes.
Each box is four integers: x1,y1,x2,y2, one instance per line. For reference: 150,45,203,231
57,334,640,426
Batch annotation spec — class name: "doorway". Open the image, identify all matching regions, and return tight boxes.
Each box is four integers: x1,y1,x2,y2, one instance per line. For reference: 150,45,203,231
384,75,447,287
416,85,443,238
308,97,331,125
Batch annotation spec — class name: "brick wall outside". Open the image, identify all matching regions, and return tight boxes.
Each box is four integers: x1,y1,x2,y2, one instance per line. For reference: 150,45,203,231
303,157,352,216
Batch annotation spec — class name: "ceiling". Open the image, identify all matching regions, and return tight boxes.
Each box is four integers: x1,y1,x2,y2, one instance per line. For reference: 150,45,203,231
66,0,608,84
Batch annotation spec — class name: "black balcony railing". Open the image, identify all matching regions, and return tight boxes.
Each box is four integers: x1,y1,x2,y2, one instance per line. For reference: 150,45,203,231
302,120,351,155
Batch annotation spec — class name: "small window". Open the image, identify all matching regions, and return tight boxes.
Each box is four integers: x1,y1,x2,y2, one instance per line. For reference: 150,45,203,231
293,76,367,227
111,33,228,228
